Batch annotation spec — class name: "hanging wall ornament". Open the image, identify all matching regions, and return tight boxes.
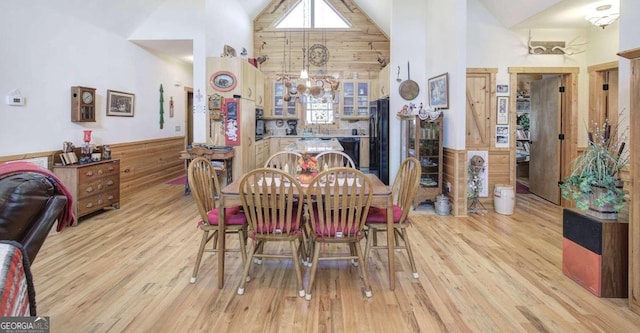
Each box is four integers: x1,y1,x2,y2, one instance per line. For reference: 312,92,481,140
169,96,174,118
308,44,329,66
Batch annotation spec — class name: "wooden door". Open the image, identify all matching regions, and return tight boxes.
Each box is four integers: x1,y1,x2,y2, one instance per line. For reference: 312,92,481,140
466,74,491,148
529,76,561,204
589,67,619,127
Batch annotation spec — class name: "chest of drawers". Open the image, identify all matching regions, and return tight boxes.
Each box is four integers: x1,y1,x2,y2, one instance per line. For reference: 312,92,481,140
53,159,120,219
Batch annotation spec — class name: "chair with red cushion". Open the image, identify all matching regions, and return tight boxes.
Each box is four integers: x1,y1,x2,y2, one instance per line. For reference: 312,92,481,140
364,157,420,279
236,168,306,297
188,157,247,287
304,167,373,300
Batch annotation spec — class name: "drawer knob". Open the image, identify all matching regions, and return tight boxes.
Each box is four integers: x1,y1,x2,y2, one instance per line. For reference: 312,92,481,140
86,186,94,193
98,169,104,175
108,166,114,171
107,195,114,200
86,171,94,177
106,180,114,186
86,203,93,208
98,199,104,204
97,184,104,190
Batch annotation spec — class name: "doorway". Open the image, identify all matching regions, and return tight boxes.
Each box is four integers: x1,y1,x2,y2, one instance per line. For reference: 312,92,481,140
184,87,194,148
588,61,619,129
509,67,579,206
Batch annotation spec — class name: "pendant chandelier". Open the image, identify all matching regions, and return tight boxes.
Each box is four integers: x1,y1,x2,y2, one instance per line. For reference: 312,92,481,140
585,4,619,29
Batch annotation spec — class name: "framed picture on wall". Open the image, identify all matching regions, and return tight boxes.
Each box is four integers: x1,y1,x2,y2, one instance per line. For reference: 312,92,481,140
496,125,510,148
497,84,509,94
428,73,449,109
496,96,509,125
106,90,135,117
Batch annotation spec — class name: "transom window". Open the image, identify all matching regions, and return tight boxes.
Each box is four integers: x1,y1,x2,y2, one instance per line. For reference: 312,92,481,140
276,0,350,29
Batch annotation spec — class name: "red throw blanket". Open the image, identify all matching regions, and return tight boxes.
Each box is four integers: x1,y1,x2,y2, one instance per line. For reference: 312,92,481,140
0,161,75,231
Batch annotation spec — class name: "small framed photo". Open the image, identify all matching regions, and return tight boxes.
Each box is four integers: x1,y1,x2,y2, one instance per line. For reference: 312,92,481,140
496,125,510,148
107,90,135,117
496,96,509,125
497,84,509,94
428,73,449,109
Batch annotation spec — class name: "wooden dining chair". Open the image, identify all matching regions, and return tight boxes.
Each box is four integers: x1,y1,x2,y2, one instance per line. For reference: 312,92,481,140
188,157,248,287
236,168,307,297
304,167,373,300
364,157,420,279
316,151,355,169
264,151,303,177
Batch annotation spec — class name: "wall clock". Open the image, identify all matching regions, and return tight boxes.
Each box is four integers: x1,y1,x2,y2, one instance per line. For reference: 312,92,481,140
71,86,96,122
210,71,237,92
308,44,329,66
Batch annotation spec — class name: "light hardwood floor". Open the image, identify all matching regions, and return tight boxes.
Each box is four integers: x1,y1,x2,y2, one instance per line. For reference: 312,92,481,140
31,182,640,332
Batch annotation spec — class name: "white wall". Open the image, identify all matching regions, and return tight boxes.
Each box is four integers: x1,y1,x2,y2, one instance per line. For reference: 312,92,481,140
0,1,193,157
389,0,428,182
428,0,467,150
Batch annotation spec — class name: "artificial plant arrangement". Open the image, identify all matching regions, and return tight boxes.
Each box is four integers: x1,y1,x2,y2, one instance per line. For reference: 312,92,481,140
560,118,629,215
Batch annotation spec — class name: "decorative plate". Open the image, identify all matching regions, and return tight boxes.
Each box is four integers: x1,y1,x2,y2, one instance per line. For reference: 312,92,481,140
210,71,237,92
308,44,329,66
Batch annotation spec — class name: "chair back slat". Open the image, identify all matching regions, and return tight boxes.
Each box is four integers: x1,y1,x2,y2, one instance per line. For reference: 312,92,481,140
264,152,303,177
239,168,303,236
188,157,221,222
316,151,355,169
392,157,421,222
306,168,372,238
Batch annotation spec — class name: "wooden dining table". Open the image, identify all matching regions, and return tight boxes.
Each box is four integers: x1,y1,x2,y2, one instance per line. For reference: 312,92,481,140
217,173,397,290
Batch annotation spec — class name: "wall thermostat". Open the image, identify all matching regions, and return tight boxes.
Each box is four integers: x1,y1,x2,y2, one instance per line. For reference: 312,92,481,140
5,95,25,106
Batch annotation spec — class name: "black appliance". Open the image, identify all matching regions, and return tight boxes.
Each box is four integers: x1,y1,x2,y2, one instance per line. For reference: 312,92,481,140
285,120,298,135
255,108,264,141
369,97,390,185
337,137,360,169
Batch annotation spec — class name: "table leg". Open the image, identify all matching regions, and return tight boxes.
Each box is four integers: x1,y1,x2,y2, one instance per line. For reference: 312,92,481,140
218,197,226,289
387,196,395,290
184,159,191,195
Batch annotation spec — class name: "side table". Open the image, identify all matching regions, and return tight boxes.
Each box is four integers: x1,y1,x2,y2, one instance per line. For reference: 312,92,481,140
179,148,234,195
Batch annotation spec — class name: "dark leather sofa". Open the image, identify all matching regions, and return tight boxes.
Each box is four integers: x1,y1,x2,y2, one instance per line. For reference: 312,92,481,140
0,172,68,263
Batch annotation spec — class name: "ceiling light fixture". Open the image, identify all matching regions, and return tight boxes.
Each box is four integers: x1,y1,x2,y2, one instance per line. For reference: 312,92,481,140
585,4,619,29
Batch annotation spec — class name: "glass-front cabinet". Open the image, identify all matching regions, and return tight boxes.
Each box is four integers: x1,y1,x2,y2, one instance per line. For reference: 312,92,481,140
402,113,443,208
341,80,369,118
272,82,297,118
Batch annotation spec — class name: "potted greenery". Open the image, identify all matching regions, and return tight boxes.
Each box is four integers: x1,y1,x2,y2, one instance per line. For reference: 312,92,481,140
560,119,629,219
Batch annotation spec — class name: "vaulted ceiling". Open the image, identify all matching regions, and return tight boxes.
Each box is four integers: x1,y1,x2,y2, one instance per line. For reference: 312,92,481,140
38,0,618,61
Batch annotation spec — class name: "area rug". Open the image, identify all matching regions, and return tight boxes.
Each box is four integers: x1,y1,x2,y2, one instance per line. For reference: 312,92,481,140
516,181,530,194
166,176,187,185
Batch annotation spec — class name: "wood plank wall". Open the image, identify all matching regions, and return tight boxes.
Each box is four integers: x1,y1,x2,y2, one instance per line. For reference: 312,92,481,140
110,137,184,199
443,148,467,216
0,137,185,201
253,0,390,81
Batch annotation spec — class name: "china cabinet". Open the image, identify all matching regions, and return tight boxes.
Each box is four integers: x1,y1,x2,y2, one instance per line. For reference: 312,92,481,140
401,113,443,208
